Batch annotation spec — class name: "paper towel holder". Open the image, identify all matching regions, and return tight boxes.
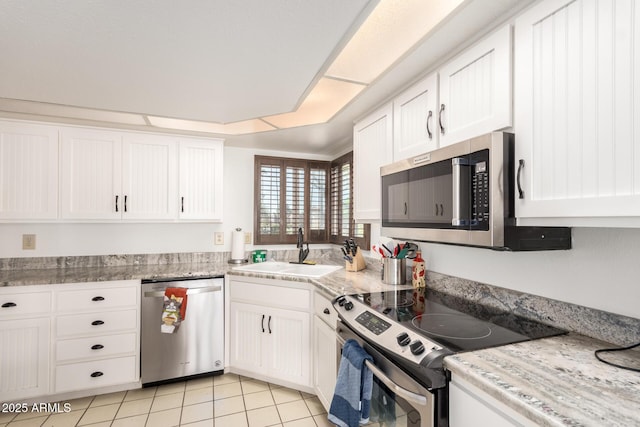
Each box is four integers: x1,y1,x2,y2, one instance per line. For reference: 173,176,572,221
228,227,249,264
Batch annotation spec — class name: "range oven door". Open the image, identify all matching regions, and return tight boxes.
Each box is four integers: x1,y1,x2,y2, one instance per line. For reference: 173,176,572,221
337,320,442,427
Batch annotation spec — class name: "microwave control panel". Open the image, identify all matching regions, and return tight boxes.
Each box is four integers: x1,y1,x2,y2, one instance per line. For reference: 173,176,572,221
471,151,490,229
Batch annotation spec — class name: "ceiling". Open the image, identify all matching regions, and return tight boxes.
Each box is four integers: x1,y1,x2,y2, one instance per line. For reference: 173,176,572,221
0,0,532,156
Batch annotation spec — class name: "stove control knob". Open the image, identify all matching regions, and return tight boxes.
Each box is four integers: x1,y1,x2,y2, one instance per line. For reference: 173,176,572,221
410,340,425,355
336,296,346,306
396,332,411,346
344,301,354,311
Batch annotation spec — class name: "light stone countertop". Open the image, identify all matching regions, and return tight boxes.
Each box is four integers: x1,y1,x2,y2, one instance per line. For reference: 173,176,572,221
2,257,639,426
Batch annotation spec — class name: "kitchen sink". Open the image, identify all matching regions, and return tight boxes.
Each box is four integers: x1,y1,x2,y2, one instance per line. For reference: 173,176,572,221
232,261,342,278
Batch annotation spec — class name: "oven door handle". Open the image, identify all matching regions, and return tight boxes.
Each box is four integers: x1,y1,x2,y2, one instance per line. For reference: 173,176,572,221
337,334,428,407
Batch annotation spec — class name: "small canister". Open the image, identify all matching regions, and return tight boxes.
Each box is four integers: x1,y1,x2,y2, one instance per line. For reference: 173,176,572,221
252,249,267,263
412,251,426,288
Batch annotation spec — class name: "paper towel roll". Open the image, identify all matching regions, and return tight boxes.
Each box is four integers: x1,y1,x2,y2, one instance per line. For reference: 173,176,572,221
231,229,245,261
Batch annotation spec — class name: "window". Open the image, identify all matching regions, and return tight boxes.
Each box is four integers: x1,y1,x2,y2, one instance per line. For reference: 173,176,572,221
254,156,329,245
329,152,370,249
254,153,369,247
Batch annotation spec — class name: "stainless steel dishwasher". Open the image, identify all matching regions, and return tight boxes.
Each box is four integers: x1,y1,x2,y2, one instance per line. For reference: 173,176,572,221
141,276,224,385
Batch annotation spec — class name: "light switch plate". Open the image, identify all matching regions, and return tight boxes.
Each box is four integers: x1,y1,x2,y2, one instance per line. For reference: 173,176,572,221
214,232,224,245
244,232,251,244
22,234,36,250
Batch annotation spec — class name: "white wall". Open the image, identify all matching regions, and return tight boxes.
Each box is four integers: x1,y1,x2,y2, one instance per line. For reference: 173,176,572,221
375,224,640,320
0,145,331,258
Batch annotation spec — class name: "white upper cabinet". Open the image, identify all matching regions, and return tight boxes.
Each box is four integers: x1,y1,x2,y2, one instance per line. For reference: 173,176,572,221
393,72,438,161
178,139,224,221
62,129,178,220
0,122,59,220
514,0,640,225
439,24,512,148
353,103,393,222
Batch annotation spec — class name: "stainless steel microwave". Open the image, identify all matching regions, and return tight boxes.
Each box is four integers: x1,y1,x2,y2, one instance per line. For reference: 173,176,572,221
380,132,571,250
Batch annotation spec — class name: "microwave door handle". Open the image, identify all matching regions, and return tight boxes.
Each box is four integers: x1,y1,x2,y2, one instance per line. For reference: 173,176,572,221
452,157,470,227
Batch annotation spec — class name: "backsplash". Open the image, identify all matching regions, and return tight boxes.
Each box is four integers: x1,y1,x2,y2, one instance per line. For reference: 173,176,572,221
2,249,638,347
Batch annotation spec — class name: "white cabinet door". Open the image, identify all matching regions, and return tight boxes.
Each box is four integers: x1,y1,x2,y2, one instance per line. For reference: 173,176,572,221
514,0,640,223
0,317,50,400
266,307,310,387
229,302,265,373
439,24,512,147
122,135,177,220
354,103,393,222
0,122,59,220
60,128,122,220
393,73,439,161
178,139,224,221
313,315,337,411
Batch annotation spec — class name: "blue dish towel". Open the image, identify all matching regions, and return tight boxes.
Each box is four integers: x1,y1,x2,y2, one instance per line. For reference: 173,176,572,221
328,339,374,427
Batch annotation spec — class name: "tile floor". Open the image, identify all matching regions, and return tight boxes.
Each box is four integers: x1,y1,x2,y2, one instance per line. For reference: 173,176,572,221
0,374,334,427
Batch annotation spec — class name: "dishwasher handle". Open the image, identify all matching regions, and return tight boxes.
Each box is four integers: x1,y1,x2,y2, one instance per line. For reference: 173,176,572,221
144,285,222,298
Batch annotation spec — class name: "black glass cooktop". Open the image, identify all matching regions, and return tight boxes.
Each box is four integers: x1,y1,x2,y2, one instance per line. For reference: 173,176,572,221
352,288,565,353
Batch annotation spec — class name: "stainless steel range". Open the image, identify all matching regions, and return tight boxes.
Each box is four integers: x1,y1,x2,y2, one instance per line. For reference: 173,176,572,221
333,288,564,427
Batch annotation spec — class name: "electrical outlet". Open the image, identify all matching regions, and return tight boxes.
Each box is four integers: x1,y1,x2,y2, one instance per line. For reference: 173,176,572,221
22,234,36,250
244,232,251,244
214,232,224,245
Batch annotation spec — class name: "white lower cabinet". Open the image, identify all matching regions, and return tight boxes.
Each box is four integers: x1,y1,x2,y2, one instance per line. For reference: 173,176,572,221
228,276,312,390
313,292,337,411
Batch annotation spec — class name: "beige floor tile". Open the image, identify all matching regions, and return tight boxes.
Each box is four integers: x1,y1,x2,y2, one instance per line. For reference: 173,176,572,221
116,397,153,419
246,406,281,427
299,391,315,399
213,396,245,417
155,381,186,397
185,376,214,391
180,402,213,425
313,414,334,427
124,387,157,402
5,415,48,427
240,379,270,394
243,390,275,410
90,390,126,407
0,412,15,424
78,403,120,425
213,373,240,386
40,410,84,427
303,397,326,416
10,410,48,422
214,382,243,400
180,419,214,427
183,386,214,406
64,396,93,411
214,411,248,427
271,388,302,405
282,417,317,427
276,401,311,423
144,407,181,427
150,392,184,413
110,413,148,427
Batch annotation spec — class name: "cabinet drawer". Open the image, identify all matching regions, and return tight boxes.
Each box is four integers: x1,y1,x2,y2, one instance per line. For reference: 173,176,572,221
56,309,137,338
230,281,310,310
56,285,137,312
0,291,51,318
55,356,137,393
314,293,337,328
56,332,137,362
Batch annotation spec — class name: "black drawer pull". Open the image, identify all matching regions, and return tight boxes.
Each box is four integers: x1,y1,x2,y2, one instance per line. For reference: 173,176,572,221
1,302,17,308
91,344,104,350
90,371,104,378
91,320,104,326
91,296,105,302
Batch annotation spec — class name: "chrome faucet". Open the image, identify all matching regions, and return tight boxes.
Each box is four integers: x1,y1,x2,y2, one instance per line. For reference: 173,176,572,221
297,227,309,263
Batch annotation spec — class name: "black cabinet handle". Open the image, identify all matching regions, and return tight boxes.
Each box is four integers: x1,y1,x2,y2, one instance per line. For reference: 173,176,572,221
440,203,444,216
91,296,105,302
517,159,525,199
261,314,265,333
404,202,407,215
439,104,445,135
90,371,104,378
323,308,330,315
91,344,104,350
124,195,128,212
268,315,272,334
1,302,17,308
426,110,433,140
115,195,119,212
181,197,185,213
91,320,104,326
